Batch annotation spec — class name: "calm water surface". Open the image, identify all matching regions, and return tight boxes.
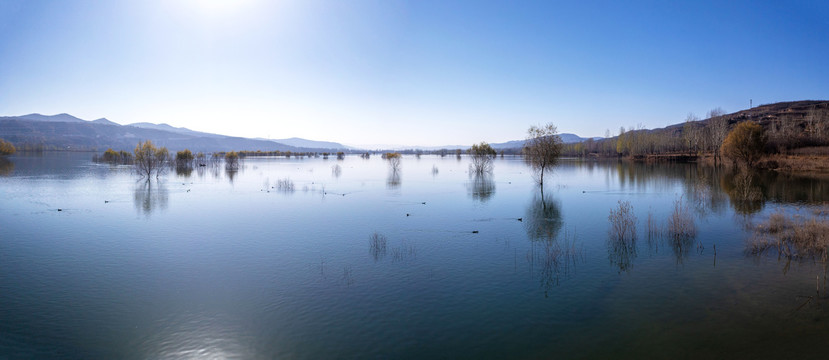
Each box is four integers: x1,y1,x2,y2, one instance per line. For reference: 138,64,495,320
2,153,829,358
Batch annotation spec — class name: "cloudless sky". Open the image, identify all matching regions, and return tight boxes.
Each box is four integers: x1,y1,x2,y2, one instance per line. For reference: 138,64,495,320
1,0,827,147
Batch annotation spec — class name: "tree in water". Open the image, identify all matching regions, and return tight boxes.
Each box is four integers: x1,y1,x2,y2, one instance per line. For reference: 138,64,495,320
134,140,169,178
0,138,15,156
523,123,563,189
225,151,240,170
468,141,496,174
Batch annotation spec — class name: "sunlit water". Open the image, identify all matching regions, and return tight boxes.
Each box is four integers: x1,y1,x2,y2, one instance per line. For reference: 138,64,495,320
2,153,829,358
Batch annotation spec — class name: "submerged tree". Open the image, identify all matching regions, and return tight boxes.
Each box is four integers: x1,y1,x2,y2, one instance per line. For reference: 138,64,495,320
175,149,195,168
0,138,15,156
134,140,169,178
225,151,240,170
383,152,401,172
523,123,563,188
721,121,767,167
468,141,496,174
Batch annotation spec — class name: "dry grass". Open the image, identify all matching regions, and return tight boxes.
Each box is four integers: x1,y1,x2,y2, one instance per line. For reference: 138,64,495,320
757,154,829,172
748,210,829,261
647,210,663,238
277,178,295,192
608,200,637,241
369,232,388,261
667,197,696,239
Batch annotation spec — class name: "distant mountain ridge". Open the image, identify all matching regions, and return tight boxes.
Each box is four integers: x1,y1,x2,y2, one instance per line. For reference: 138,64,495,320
0,114,338,153
0,113,601,153
489,133,601,149
263,137,353,150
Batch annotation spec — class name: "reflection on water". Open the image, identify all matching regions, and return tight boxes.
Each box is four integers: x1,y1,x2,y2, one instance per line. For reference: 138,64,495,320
175,165,193,178
0,158,13,176
722,168,765,215
524,192,562,241
6,155,829,358
133,180,168,216
467,173,495,202
527,229,582,297
225,169,237,183
607,233,637,273
386,170,400,189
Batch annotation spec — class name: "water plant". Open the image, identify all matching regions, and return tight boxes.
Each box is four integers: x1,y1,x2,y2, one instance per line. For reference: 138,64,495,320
667,197,695,239
609,200,637,241
748,210,829,261
277,178,295,192
369,232,387,261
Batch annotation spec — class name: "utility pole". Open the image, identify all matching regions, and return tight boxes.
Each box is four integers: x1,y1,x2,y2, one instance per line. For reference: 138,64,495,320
750,99,752,109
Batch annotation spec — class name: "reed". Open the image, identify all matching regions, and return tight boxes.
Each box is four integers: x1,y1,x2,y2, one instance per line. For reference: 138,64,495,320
608,200,637,241
748,210,829,261
369,232,388,261
277,178,295,192
667,197,695,239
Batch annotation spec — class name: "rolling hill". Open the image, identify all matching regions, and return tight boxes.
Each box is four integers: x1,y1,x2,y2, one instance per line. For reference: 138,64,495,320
0,114,329,153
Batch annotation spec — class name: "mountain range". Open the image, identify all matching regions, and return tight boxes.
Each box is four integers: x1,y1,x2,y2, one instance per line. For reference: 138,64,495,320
0,113,597,153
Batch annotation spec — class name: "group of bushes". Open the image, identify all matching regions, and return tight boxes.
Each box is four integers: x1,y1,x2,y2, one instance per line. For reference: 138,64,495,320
0,139,17,156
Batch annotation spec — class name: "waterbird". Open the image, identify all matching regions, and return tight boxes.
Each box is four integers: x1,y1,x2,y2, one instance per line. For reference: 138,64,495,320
472,230,479,234
57,208,62,211
517,218,523,222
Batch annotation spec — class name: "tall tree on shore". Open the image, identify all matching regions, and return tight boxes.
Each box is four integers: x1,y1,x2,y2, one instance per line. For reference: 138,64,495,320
523,123,563,189
707,107,728,163
721,121,767,167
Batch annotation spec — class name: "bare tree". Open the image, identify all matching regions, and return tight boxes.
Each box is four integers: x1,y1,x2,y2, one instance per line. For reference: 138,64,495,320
225,151,240,170
134,140,169,178
707,107,728,163
382,152,401,172
683,113,701,156
523,123,563,188
468,142,496,174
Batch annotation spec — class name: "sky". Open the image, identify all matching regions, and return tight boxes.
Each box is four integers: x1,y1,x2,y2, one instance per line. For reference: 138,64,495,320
1,0,828,147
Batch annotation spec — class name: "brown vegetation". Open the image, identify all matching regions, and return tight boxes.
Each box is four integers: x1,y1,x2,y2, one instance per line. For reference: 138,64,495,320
0,138,15,156
667,197,696,239
468,142,496,174
560,101,829,173
721,121,767,166
748,210,829,261
134,140,169,178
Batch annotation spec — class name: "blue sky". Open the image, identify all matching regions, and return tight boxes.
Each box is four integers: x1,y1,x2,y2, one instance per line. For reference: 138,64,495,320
1,0,827,147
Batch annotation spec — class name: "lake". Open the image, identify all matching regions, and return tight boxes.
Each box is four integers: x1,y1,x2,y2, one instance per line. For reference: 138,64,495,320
2,152,829,359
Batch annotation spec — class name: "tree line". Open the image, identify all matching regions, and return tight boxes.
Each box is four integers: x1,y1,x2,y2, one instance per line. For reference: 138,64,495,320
562,103,829,163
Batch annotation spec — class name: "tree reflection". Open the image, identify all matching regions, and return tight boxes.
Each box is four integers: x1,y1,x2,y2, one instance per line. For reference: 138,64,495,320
133,180,168,216
721,168,765,215
386,170,401,189
175,165,193,178
524,193,581,296
524,192,563,241
467,173,495,202
0,158,13,176
225,168,238,184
